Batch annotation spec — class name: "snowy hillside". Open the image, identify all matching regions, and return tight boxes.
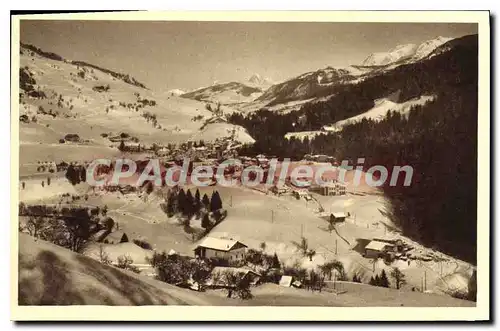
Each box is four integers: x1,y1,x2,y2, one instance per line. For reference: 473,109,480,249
254,66,365,106
18,43,254,165
326,94,436,131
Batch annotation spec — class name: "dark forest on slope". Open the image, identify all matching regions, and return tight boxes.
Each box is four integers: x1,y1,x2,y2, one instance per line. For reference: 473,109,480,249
229,35,478,263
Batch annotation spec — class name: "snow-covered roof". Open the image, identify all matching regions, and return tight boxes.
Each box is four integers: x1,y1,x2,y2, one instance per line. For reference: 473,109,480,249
332,212,347,219
194,237,247,252
365,240,393,252
279,275,293,287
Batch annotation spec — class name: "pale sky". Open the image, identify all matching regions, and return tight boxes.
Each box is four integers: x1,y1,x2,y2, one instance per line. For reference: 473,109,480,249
20,20,477,91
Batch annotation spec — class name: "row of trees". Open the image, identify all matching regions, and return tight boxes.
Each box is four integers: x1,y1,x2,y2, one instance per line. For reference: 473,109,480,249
163,188,223,222
19,205,105,253
65,164,86,185
369,268,407,290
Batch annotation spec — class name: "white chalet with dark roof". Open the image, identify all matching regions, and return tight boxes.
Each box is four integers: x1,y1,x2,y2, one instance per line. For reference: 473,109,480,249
194,237,247,262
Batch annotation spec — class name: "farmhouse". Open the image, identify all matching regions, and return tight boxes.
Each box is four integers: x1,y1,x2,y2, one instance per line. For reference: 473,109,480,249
364,240,395,259
193,237,247,262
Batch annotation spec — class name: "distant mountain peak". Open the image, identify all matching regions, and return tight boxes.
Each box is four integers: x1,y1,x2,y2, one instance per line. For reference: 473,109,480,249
247,73,273,87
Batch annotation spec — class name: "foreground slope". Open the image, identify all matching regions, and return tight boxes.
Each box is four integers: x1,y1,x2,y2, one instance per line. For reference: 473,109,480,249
18,233,224,305
18,233,473,307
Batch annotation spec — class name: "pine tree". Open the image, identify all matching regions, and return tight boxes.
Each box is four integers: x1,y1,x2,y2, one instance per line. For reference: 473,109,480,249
119,139,126,152
120,233,129,243
80,166,86,183
166,190,177,216
186,189,194,217
390,267,406,290
374,274,381,286
201,213,210,229
65,165,79,185
379,270,390,288
369,276,376,286
271,253,281,269
202,193,210,208
195,189,201,204
177,189,187,216
216,191,223,210
210,191,223,211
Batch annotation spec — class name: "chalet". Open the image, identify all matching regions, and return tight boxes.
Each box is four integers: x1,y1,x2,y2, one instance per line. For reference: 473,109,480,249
364,240,395,259
330,212,347,223
193,237,247,262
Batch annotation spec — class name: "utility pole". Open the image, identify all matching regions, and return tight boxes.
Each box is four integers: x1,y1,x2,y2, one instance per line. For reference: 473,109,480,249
271,210,274,223
335,239,338,255
229,195,232,207
424,271,427,292
300,224,303,238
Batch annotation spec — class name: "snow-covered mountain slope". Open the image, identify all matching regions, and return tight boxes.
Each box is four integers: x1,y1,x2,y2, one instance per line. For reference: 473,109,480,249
283,94,436,141
362,44,418,66
362,37,452,67
326,94,436,131
412,36,453,61
181,81,263,105
254,66,366,107
236,36,456,112
18,43,254,166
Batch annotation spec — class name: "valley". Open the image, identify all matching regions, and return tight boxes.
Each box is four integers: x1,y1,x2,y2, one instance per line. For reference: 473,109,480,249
16,32,478,308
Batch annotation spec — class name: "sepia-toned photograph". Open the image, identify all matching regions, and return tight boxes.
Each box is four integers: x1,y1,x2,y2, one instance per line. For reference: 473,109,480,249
10,11,490,321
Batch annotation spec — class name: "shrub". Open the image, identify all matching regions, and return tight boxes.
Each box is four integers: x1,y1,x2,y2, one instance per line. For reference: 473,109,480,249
116,255,140,273
133,238,153,250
